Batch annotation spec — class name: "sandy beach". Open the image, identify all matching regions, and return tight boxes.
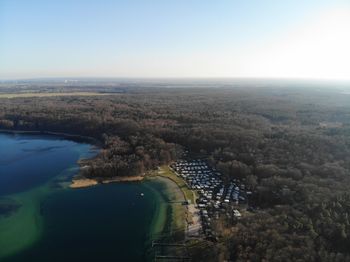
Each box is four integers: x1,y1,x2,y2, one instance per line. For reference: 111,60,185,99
70,178,99,188
70,175,145,189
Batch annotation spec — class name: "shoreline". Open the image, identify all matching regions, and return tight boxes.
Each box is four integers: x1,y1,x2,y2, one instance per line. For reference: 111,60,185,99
143,175,187,251
0,129,102,147
151,167,202,239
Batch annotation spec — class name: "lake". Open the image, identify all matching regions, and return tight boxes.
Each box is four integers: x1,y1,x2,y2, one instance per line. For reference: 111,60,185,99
0,133,169,261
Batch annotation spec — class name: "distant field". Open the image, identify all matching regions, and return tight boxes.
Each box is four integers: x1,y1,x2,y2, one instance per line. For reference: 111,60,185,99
0,92,111,98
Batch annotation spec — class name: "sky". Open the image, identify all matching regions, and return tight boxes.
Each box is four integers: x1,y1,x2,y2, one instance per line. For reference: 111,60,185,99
0,0,349,80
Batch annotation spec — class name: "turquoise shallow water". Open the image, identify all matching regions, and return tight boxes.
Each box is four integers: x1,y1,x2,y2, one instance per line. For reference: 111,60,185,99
0,133,167,262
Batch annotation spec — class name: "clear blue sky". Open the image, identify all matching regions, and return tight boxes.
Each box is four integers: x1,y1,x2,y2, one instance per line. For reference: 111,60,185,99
1,0,349,79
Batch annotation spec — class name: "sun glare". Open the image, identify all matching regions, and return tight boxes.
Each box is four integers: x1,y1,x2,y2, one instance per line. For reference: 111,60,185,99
246,9,350,80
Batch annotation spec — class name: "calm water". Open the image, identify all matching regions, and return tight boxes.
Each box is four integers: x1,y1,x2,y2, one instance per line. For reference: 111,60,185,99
0,133,167,262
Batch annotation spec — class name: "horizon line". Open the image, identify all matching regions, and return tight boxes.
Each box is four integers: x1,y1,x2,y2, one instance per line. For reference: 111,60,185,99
1,76,350,83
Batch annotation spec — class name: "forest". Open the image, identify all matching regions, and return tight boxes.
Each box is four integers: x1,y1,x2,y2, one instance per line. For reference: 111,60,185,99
1,80,350,261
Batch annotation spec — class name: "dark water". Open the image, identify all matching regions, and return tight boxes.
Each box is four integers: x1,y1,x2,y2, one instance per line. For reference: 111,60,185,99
0,133,166,262
0,133,87,196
